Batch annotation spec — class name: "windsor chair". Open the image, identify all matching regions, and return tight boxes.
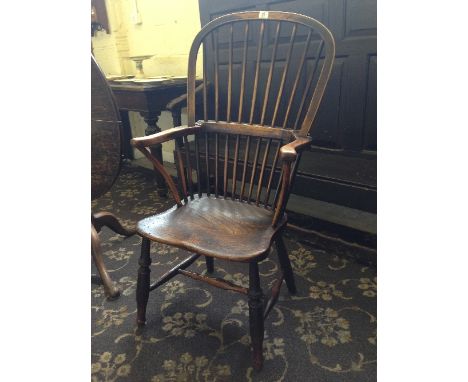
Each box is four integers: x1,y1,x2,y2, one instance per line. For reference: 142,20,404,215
131,11,335,370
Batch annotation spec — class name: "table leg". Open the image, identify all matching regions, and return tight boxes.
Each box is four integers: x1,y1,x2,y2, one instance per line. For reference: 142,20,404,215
141,111,168,197
171,108,182,128
91,223,120,300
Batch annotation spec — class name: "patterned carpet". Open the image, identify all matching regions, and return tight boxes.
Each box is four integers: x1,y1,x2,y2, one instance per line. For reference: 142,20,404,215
91,163,377,382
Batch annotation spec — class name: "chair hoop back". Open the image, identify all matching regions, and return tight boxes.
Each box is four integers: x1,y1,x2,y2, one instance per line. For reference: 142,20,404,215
187,11,335,137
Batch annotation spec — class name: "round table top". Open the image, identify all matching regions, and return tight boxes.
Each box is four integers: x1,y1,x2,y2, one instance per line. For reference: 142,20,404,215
91,56,122,200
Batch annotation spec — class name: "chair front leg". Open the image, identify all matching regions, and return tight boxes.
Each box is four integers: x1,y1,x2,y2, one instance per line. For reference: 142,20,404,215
248,261,264,371
275,234,297,294
137,238,152,327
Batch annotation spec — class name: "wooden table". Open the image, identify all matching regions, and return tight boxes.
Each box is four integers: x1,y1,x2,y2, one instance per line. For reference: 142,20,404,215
109,78,190,196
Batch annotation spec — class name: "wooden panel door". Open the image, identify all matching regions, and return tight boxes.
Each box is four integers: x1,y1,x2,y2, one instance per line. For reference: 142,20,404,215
198,0,377,212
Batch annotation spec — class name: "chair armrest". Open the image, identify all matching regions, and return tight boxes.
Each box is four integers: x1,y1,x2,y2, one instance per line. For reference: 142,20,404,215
272,137,312,227
166,82,205,111
131,124,203,149
279,136,312,162
131,125,203,207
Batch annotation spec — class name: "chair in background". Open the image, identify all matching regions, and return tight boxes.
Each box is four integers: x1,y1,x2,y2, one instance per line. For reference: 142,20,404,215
91,55,136,299
131,11,335,370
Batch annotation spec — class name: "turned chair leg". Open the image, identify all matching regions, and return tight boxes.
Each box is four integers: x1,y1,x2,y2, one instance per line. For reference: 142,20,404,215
137,238,152,327
248,261,264,371
275,234,297,294
91,224,120,300
205,257,214,273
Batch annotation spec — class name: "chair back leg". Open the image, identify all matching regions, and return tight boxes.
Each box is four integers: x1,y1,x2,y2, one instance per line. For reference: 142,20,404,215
248,261,264,371
137,238,152,327
275,234,297,294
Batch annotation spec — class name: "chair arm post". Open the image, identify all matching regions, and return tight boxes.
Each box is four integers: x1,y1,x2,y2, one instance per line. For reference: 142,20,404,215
272,161,292,227
131,125,204,206
134,146,183,207
272,137,312,227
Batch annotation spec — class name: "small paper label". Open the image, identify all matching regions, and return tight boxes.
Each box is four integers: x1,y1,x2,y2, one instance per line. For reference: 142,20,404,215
259,11,269,19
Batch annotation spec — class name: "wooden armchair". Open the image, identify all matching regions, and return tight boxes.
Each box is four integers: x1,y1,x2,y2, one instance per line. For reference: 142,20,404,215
131,11,335,370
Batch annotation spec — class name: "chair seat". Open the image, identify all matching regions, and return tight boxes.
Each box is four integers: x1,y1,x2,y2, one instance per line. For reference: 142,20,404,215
137,195,286,261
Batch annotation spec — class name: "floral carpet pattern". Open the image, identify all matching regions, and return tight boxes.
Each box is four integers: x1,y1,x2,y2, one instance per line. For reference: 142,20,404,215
92,163,376,382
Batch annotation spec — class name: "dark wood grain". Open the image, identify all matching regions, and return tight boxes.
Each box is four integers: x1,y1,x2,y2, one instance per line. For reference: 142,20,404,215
283,29,312,129
213,31,219,122
264,141,282,206
260,21,280,126
201,121,293,141
247,137,262,202
249,20,265,125
149,253,200,291
271,23,297,128
248,261,264,371
178,269,248,295
227,23,233,122
293,41,324,131
240,136,251,201
256,138,272,205
137,238,151,327
238,21,249,123
263,273,284,319
136,195,286,262
194,135,202,197
275,235,296,294
175,138,189,202
231,134,240,199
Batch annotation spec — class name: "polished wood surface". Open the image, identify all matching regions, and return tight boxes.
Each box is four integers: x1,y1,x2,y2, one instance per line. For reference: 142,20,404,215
131,11,335,371
137,195,286,261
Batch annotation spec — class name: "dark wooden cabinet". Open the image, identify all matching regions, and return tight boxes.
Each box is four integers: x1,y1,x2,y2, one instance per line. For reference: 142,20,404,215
198,0,376,213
